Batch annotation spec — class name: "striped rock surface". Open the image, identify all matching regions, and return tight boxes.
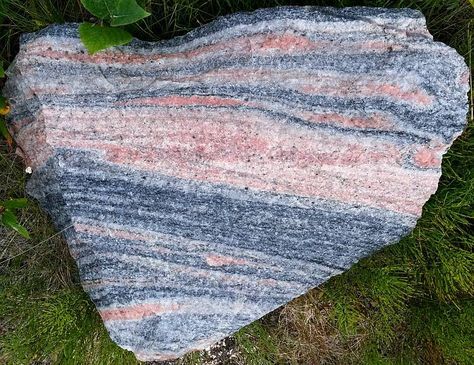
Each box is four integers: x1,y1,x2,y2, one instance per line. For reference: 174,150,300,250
4,6,469,362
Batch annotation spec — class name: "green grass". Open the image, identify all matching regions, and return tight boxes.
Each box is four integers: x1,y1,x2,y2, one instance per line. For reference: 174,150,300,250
1,1,473,364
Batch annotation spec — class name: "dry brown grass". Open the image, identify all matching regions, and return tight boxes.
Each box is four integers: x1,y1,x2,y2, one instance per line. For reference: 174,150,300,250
272,289,361,365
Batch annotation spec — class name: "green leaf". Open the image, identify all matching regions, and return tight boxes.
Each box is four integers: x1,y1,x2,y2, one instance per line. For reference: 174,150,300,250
80,0,113,20
109,0,150,26
80,0,150,26
3,198,28,210
79,22,133,54
0,61,4,78
81,0,118,20
1,210,30,239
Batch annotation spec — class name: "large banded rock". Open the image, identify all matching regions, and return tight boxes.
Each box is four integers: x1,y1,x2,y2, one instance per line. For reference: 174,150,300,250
3,6,469,362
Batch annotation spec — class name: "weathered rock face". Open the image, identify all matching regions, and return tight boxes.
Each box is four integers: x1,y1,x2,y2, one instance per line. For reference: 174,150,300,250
3,6,469,361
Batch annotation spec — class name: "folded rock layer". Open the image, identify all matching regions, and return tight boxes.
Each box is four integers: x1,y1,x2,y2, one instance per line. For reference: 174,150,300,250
3,6,469,361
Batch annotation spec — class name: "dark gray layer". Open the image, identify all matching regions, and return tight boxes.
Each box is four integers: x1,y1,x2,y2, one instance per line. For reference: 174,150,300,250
28,148,414,302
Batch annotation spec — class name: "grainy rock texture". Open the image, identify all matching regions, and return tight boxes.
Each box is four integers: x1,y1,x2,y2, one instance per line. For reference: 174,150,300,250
3,6,469,361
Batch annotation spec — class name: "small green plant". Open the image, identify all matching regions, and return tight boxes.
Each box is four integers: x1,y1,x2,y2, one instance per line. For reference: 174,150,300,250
0,61,12,144
0,61,29,239
79,0,150,54
0,198,29,238
0,93,10,144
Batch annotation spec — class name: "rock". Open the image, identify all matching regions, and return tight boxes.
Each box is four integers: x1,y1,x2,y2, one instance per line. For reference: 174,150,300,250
3,6,469,362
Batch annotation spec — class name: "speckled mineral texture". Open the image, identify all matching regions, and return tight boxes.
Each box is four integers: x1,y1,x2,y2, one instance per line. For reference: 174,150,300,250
3,6,469,362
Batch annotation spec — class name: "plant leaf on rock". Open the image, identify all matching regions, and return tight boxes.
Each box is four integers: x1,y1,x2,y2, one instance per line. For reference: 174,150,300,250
79,22,132,54
78,0,150,53
80,0,150,26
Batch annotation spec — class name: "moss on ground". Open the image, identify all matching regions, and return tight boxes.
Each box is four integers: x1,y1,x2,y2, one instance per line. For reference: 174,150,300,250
1,1,473,364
